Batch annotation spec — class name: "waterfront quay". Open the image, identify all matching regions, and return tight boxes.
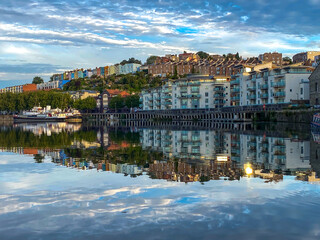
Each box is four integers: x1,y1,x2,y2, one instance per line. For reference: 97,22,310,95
83,103,316,124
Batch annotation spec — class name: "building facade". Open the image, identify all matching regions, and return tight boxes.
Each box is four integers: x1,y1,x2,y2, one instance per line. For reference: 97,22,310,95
293,51,320,63
230,64,312,106
258,52,282,65
309,64,320,106
141,75,231,110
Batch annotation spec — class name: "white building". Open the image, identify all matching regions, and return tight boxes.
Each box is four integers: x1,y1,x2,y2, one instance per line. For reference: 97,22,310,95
141,75,231,110
120,63,141,74
231,64,312,106
37,81,59,90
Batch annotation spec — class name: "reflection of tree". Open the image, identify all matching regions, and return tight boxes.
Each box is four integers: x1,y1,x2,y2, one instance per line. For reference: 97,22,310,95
0,128,98,149
34,154,45,163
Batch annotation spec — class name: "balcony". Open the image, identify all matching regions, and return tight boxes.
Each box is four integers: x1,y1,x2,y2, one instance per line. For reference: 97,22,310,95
231,96,240,101
230,79,240,85
189,94,201,98
231,88,240,93
188,81,201,86
214,100,226,104
274,91,285,98
164,101,172,106
248,95,256,100
163,89,172,93
191,87,200,93
163,95,172,100
272,81,285,88
180,87,188,93
178,94,188,99
260,84,268,90
261,93,268,99
178,82,188,87
214,93,224,98
214,87,224,91
248,86,256,91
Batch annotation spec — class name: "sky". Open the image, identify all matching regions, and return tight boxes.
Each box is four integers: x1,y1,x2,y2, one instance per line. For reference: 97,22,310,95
1,0,320,87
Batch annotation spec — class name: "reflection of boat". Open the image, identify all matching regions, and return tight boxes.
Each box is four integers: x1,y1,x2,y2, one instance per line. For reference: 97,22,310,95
311,113,320,127
14,106,81,123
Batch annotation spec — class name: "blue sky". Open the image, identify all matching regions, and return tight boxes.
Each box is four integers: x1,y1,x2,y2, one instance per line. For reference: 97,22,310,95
1,0,320,87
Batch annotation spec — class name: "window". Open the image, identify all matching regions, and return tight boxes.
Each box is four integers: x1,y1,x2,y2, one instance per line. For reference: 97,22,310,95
205,92,209,97
290,89,292,92
205,99,209,103
316,83,318,92
301,88,303,94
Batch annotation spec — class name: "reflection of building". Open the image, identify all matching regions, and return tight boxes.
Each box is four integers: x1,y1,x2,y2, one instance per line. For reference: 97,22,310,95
148,159,241,182
141,129,231,161
141,129,311,174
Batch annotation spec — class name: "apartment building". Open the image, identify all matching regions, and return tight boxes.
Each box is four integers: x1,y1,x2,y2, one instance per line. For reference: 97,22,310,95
37,80,70,91
258,52,282,65
230,63,312,106
309,64,320,105
0,84,37,94
141,75,231,110
293,51,320,63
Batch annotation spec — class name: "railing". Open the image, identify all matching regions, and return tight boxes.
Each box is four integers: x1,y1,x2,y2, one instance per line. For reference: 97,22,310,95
274,91,285,98
272,81,285,88
248,95,256,100
248,86,256,91
231,96,240,101
261,93,268,99
260,84,268,90
230,79,240,85
188,81,201,86
231,88,240,93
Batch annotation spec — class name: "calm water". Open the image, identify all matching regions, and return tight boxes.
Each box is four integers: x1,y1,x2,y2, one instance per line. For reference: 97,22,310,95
0,122,320,240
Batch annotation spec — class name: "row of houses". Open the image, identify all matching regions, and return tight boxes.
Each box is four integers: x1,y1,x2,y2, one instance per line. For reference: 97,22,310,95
147,51,320,78
0,80,71,94
141,62,314,110
52,63,142,81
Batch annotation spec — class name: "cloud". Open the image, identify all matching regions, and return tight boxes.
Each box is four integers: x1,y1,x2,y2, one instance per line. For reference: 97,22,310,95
0,0,320,84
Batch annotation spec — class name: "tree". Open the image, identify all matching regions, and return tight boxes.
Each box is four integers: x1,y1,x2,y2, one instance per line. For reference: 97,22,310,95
283,56,292,64
146,56,158,65
109,95,125,109
124,95,140,108
32,76,44,84
196,51,209,59
73,97,96,112
235,52,241,60
120,58,142,65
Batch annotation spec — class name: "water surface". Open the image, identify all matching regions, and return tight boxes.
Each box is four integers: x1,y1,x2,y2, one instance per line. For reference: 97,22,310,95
0,122,320,239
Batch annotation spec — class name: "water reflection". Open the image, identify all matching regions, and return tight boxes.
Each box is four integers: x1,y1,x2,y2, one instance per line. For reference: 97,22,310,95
0,123,319,183
1,123,320,239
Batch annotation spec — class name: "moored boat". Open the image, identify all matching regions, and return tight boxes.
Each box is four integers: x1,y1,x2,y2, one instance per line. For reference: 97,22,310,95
13,106,81,123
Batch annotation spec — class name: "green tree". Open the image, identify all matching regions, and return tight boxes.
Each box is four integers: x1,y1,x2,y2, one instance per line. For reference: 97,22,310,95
146,56,158,65
32,76,44,84
120,58,142,65
73,97,96,112
109,95,125,109
235,52,241,60
283,56,292,64
124,95,140,108
196,51,209,59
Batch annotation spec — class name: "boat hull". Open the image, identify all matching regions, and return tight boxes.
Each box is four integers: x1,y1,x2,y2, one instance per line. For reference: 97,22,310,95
13,116,66,123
